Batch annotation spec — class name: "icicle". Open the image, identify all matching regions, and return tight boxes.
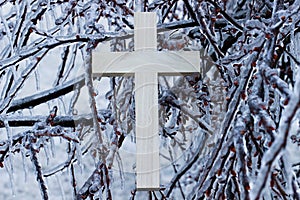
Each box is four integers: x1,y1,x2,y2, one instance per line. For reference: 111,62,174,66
69,84,80,115
116,152,124,189
29,106,34,116
50,137,56,157
274,90,280,123
290,21,296,59
75,142,83,173
43,139,50,165
3,117,12,144
108,168,114,186
253,115,260,135
57,97,66,115
282,149,293,195
34,67,41,91
264,80,269,108
2,117,15,196
55,174,66,200
21,146,28,182
5,158,16,196
293,32,300,82
205,101,211,125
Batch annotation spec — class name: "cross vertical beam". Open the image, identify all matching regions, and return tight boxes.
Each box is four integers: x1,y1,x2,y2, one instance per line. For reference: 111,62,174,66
135,71,159,190
134,12,157,51
134,12,160,190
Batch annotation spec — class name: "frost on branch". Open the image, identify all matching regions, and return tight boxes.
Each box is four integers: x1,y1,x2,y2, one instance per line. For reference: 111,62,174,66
0,107,80,199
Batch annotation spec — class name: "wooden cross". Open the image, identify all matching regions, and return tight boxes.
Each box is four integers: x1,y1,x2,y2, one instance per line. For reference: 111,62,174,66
92,12,200,190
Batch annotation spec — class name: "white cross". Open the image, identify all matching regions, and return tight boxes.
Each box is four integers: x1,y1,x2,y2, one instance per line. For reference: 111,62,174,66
92,12,200,190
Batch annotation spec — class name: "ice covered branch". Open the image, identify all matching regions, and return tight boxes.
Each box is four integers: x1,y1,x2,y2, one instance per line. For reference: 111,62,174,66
0,126,81,181
164,132,209,197
183,0,224,58
30,141,49,200
251,67,300,200
1,109,112,128
7,75,85,113
77,162,112,200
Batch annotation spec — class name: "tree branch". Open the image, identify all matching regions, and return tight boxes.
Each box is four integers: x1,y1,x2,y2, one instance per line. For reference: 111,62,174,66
1,109,111,128
164,132,209,197
30,142,49,200
7,75,85,113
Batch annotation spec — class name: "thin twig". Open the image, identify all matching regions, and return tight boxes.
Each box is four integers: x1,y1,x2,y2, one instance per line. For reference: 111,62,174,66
164,132,209,197
30,141,49,200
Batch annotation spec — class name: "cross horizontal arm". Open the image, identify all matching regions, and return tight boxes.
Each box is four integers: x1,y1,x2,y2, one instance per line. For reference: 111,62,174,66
92,51,200,76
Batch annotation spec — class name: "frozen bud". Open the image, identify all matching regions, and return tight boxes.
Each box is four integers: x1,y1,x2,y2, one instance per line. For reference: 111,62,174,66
0,29,6,40
89,184,99,194
8,22,14,31
39,0,47,7
93,90,98,96
72,109,78,115
55,18,64,25
282,98,289,105
265,33,272,39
